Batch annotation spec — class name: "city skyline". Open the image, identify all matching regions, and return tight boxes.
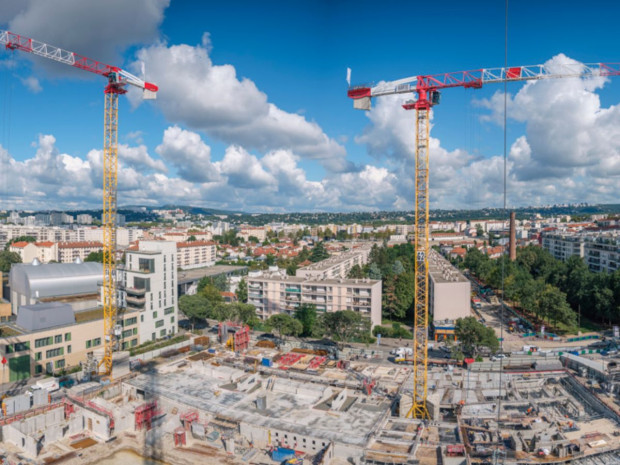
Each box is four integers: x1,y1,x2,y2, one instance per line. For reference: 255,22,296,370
1,1,620,213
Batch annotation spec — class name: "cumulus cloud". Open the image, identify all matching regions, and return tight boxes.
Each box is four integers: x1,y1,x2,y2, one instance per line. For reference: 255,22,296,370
7,0,169,74
155,126,219,183
129,37,351,173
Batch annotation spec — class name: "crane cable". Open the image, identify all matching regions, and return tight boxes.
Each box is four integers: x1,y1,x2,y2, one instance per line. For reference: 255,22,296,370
495,0,509,463
1,51,14,210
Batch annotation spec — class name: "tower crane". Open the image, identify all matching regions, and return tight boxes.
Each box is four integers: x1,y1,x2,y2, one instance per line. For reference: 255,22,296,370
1,29,158,375
348,61,620,419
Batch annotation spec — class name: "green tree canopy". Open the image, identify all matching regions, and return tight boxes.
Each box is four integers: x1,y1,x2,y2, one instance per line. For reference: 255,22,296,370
236,278,248,303
0,251,22,272
347,264,365,279
266,313,302,339
318,310,370,347
309,242,329,263
200,283,224,306
455,317,499,357
178,294,211,324
84,251,104,263
294,304,318,337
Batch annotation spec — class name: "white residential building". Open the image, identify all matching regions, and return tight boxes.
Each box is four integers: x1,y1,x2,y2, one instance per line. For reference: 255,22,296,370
542,232,585,261
57,241,104,263
122,241,178,343
247,270,382,328
584,235,620,273
176,241,217,270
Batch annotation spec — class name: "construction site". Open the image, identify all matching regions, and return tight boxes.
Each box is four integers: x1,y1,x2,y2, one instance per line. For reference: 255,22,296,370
1,326,620,465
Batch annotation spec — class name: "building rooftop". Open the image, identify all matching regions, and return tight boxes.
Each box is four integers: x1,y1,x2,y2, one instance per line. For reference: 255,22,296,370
10,261,103,299
428,250,468,284
177,265,248,285
15,302,76,332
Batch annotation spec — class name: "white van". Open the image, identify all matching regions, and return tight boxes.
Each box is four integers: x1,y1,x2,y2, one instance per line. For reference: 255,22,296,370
391,347,413,357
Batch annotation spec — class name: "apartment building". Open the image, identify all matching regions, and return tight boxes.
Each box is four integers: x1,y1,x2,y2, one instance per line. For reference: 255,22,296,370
428,250,471,341
542,232,585,261
247,270,381,328
122,241,178,342
0,226,76,249
9,241,58,264
296,243,373,280
177,240,217,270
57,241,103,263
584,235,620,273
238,227,267,242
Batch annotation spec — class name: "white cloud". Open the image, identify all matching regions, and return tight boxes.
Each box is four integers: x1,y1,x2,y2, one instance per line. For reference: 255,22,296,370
20,76,42,93
129,38,351,173
155,126,219,183
7,0,169,74
219,146,275,189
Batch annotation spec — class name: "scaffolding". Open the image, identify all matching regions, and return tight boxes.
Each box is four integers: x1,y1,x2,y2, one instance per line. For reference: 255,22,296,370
135,400,158,431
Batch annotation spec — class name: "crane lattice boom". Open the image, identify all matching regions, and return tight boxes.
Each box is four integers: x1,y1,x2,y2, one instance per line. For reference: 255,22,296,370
348,59,620,419
1,28,158,376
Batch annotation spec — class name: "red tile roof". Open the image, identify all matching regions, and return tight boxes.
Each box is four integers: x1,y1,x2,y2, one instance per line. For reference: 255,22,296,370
10,241,31,248
35,241,55,247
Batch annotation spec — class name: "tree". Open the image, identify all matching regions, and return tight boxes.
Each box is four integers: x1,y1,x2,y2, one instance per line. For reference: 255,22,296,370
236,278,248,303
178,294,211,327
201,284,224,306
368,263,382,280
212,302,259,326
455,317,499,357
85,251,104,263
534,284,576,328
393,272,415,319
266,313,302,339
382,275,398,320
309,242,329,262
265,254,276,266
294,304,318,337
188,235,197,242
347,264,365,279
0,251,21,272
318,310,369,347
392,260,405,275
475,224,484,238
198,274,228,293
248,236,260,244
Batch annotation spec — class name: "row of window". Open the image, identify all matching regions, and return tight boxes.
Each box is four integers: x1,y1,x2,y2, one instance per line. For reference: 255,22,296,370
122,328,138,338
34,332,71,348
85,338,102,349
6,342,30,353
122,317,138,326
121,338,139,350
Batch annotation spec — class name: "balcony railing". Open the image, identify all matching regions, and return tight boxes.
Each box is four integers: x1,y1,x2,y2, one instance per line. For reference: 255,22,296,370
126,287,146,296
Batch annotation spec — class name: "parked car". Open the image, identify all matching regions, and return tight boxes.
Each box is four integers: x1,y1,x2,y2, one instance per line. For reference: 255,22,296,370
491,354,507,361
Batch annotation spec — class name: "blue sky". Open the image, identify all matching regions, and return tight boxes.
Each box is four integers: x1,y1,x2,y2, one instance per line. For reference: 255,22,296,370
1,0,620,212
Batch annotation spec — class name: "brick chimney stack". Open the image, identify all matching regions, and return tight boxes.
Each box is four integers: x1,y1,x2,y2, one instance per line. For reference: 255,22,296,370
509,211,517,261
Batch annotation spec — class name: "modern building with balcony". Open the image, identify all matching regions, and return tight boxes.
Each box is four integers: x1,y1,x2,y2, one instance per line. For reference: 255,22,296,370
247,269,381,328
122,241,178,343
584,235,620,273
542,232,585,262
